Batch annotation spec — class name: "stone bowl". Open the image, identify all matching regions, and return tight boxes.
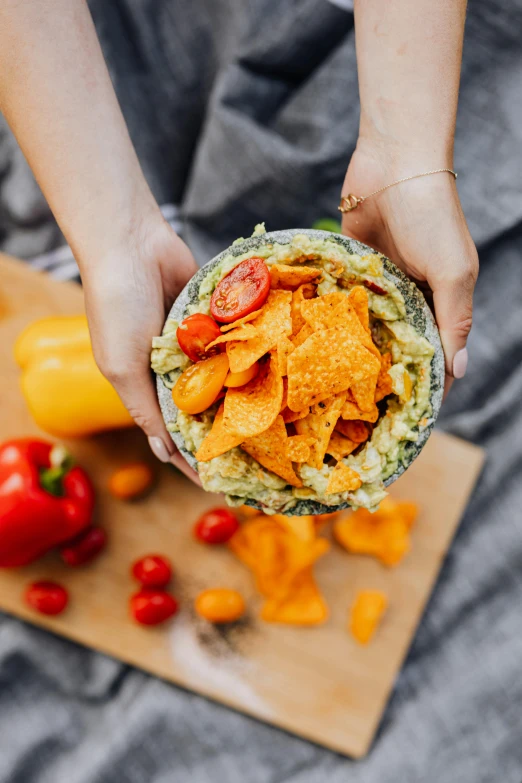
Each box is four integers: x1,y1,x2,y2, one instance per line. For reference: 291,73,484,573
156,229,445,515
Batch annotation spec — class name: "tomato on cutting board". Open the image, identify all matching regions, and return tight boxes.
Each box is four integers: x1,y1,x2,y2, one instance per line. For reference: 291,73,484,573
130,589,179,626
172,353,229,414
132,554,172,588
194,507,239,544
25,581,69,615
210,257,270,323
177,314,222,362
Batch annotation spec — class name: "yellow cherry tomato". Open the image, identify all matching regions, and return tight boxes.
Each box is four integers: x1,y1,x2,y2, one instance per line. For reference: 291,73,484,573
108,462,154,500
172,353,229,414
194,588,246,624
224,361,259,388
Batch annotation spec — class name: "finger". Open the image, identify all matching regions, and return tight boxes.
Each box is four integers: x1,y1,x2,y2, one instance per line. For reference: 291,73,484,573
432,266,476,379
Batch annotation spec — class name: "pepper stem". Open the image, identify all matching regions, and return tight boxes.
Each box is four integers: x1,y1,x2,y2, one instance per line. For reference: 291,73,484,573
39,445,74,497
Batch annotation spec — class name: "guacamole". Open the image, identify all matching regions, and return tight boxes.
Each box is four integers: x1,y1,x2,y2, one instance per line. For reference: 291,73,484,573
152,226,436,514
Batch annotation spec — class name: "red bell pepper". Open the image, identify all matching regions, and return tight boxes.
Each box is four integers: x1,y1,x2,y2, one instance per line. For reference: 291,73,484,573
0,438,95,567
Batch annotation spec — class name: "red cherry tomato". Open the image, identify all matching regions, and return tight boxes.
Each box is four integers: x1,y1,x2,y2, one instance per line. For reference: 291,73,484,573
177,314,222,362
132,554,172,588
59,526,107,566
130,589,179,626
194,507,240,544
25,581,69,616
210,257,270,323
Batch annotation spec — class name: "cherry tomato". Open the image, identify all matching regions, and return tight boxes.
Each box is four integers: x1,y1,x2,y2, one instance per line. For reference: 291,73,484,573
224,361,259,388
195,588,246,623
59,526,107,566
132,554,172,588
25,581,69,616
172,353,229,414
108,462,154,501
194,507,239,544
176,314,222,362
210,257,270,323
130,589,179,626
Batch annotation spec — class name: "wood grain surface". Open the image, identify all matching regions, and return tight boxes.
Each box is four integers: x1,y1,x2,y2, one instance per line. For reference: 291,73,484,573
0,254,485,757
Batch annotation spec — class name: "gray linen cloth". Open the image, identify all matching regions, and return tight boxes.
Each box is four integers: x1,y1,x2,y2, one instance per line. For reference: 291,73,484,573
1,1,522,780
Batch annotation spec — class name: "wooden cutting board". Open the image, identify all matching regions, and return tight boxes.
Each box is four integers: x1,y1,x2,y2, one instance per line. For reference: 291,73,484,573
0,254,484,758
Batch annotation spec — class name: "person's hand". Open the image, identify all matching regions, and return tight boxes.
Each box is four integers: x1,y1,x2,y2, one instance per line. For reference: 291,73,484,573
341,142,479,392
80,209,201,481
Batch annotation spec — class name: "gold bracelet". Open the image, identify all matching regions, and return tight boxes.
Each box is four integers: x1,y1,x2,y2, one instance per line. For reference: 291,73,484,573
338,168,457,213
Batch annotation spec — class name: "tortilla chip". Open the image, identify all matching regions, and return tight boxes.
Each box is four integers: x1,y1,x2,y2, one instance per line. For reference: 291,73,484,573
241,415,302,487
272,335,295,377
350,590,388,645
261,568,328,625
325,431,358,461
351,365,380,411
285,434,317,463
272,514,316,542
295,392,346,469
341,394,380,422
326,463,362,494
195,404,244,462
347,286,370,332
287,326,380,411
270,264,322,290
281,406,310,424
300,292,347,331
220,308,264,332
290,322,314,348
226,290,292,373
224,356,283,438
205,323,258,351
335,419,371,445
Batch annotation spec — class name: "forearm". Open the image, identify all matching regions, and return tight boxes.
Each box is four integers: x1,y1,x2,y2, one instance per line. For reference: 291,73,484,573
354,0,467,166
0,0,157,266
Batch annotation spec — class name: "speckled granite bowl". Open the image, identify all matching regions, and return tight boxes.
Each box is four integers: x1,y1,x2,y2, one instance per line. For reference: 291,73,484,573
157,229,445,515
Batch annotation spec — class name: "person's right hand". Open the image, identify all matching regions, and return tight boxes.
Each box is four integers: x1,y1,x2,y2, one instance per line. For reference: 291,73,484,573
80,208,201,482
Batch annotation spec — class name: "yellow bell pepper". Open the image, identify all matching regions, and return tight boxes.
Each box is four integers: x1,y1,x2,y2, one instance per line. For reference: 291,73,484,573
14,315,134,438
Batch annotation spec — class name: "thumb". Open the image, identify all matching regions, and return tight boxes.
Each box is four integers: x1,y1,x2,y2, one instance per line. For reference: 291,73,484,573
432,266,476,382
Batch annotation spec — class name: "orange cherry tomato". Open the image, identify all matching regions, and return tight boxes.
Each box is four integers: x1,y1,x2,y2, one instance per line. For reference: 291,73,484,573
210,257,270,323
172,353,229,414
176,314,222,362
194,588,246,624
224,361,259,388
108,462,154,501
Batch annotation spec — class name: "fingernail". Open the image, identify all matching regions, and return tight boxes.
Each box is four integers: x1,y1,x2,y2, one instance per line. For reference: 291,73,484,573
453,348,468,379
148,436,173,463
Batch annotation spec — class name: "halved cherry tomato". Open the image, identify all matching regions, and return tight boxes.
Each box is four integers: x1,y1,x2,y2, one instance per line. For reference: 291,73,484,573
130,589,179,626
194,507,239,544
224,361,259,388
59,526,107,566
172,353,229,414
25,581,69,615
210,257,270,323
195,588,246,624
132,554,172,588
177,314,222,362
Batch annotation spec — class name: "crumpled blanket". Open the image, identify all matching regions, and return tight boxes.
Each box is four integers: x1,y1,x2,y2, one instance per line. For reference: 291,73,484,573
1,1,522,781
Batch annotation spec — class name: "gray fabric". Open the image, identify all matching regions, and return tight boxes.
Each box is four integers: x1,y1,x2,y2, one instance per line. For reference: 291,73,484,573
1,0,522,780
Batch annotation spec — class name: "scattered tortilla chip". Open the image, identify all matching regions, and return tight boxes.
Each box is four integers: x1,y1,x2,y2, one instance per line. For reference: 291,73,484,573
287,326,381,411
272,335,295,377
227,290,292,373
220,308,264,332
351,365,380,412
195,404,244,462
286,434,317,463
325,431,358,461
224,356,283,438
300,292,347,331
270,264,322,290
295,392,346,469
347,286,370,332
261,568,329,625
335,419,371,444
272,514,316,542
350,590,388,644
326,462,362,494
241,415,302,487
290,322,314,348
205,323,258,351
341,393,380,422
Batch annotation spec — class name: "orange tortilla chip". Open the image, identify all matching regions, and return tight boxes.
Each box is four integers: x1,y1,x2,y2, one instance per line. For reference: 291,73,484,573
261,568,328,625
285,434,317,463
351,363,380,411
300,292,347,331
226,290,292,373
270,264,322,290
326,462,362,494
290,322,314,348
350,590,388,645
219,308,264,332
205,323,258,351
281,405,310,424
335,419,371,444
195,404,244,462
341,394,379,422
295,392,346,469
272,514,316,542
287,326,380,411
374,352,393,402
224,356,283,438
241,415,303,487
291,283,316,336
272,335,294,377
325,431,358,461
347,286,370,332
